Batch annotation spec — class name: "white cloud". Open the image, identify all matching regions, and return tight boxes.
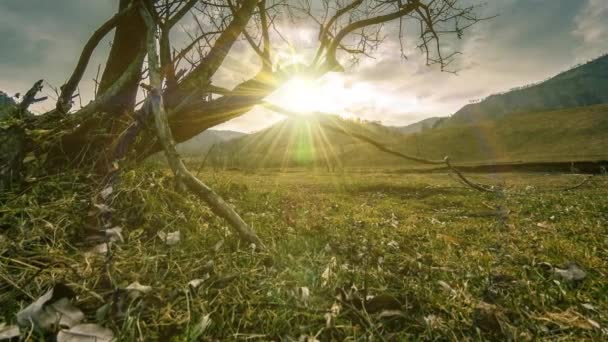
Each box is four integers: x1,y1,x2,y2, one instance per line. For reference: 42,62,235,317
574,0,608,45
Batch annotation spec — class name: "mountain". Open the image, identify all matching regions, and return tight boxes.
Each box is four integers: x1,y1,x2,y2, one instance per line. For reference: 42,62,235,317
210,104,608,169
176,130,246,156
183,55,608,169
209,115,406,169
394,104,608,164
439,54,608,127
393,117,442,134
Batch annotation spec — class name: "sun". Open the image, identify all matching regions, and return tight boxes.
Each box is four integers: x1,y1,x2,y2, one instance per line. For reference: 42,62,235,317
268,77,325,114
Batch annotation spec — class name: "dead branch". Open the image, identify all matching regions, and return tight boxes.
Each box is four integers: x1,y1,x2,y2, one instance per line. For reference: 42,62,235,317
18,80,47,116
196,144,216,177
324,2,419,70
68,48,146,121
56,0,140,113
560,175,594,191
176,0,258,93
140,5,264,248
262,102,500,193
443,157,497,193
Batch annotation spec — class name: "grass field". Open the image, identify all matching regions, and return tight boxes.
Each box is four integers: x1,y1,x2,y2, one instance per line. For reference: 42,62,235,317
1,168,607,340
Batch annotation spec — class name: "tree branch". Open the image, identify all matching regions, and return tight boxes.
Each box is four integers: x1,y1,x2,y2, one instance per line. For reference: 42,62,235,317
261,102,501,193
67,47,146,122
325,2,419,70
18,80,47,116
140,4,264,248
175,0,258,94
56,0,139,113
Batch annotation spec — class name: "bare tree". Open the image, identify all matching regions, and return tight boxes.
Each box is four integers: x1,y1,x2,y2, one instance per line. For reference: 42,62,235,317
0,0,485,244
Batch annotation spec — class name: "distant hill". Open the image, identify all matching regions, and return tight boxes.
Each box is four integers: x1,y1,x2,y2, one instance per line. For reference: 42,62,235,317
209,104,608,169
177,130,245,156
208,115,405,169
396,104,608,164
181,55,608,169
392,117,442,134
439,54,608,127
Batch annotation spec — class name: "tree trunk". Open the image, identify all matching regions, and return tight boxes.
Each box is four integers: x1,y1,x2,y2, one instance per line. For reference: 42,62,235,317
97,0,146,115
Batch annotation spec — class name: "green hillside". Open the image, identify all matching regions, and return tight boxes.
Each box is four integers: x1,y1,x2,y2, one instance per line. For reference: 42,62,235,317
441,54,608,126
398,104,608,164
210,104,608,169
209,115,405,170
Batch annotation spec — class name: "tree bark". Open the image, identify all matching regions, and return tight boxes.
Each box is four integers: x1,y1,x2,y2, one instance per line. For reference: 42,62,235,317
97,0,146,114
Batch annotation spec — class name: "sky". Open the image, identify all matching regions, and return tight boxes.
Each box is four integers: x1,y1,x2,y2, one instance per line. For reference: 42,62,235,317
1,0,607,133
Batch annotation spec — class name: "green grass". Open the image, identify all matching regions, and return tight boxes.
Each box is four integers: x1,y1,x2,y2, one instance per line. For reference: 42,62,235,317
1,167,607,340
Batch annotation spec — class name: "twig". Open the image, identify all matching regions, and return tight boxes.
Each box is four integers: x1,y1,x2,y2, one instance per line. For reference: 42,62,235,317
444,157,497,193
196,144,216,177
558,175,594,191
56,0,140,113
93,64,102,99
18,80,47,116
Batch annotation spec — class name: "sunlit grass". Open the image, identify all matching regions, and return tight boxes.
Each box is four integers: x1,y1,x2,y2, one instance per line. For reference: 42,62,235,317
1,167,606,340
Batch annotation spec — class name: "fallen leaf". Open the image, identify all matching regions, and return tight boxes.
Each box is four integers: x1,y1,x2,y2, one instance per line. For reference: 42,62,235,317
538,308,598,330
56,323,114,342
378,310,405,319
324,302,341,328
554,263,586,281
188,314,211,340
296,287,310,303
536,222,553,229
386,240,399,249
100,186,113,200
321,257,337,287
213,239,224,252
22,153,36,164
424,314,443,330
93,204,114,214
104,227,123,243
90,243,109,255
587,318,601,329
0,323,20,340
188,274,210,289
581,303,597,312
437,281,456,295
17,285,83,332
157,231,180,245
125,281,152,294
430,217,443,225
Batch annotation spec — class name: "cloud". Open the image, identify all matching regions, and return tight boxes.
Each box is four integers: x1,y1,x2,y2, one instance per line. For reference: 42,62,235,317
1,0,606,130
574,0,608,45
572,0,608,62
0,0,115,112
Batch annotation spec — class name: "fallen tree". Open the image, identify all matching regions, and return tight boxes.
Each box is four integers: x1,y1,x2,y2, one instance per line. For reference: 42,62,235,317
0,0,485,244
